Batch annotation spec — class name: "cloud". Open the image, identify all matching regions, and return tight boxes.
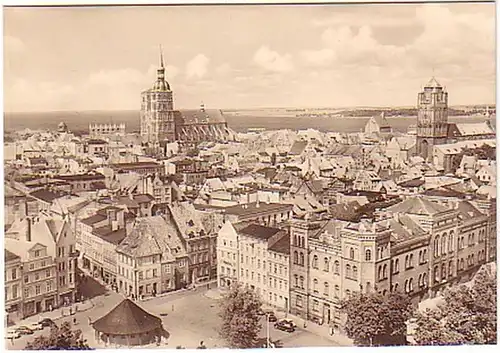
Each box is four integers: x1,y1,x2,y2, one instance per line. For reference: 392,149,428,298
4,35,25,53
253,46,294,72
186,54,210,79
87,68,146,86
301,48,336,67
215,63,232,76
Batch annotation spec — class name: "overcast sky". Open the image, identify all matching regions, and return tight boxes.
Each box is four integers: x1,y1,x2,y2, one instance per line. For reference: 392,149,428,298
3,3,496,112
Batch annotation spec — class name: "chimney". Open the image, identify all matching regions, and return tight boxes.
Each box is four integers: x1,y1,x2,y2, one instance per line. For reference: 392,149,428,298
26,217,32,242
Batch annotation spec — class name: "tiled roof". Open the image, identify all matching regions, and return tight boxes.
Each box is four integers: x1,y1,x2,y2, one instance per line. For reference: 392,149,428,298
289,140,307,155
81,214,107,226
224,202,293,217
29,189,65,203
457,201,484,221
398,178,425,188
5,249,20,262
93,226,127,245
386,196,449,216
177,108,226,124
268,233,290,255
454,122,494,136
239,224,282,240
116,216,185,259
92,299,162,335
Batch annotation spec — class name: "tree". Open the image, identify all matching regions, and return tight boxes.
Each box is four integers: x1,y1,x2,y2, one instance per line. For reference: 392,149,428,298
340,290,413,346
414,268,497,345
219,284,263,348
25,321,92,350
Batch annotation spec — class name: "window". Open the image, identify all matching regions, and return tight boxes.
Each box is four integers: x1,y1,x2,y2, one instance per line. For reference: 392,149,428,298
448,232,454,252
24,275,29,284
394,259,399,273
312,255,318,269
299,253,304,266
46,281,52,292
312,300,319,312
448,260,453,277
24,288,30,298
35,272,40,281
296,295,303,308
345,289,351,297
346,264,351,278
353,266,358,279
434,265,440,284
324,257,329,272
139,271,144,280
324,282,329,296
441,234,447,256
334,285,340,297
34,250,40,257
313,279,318,293
299,276,304,289
35,285,41,295
334,261,340,275
294,274,298,287
29,263,35,270
383,264,387,278
11,269,17,280
434,236,440,258
365,249,372,261
349,248,355,260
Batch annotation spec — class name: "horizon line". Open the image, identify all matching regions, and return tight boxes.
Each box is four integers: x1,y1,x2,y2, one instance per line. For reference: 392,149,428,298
4,103,496,115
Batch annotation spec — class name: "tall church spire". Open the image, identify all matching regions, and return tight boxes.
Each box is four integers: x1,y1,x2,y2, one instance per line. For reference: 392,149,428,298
159,44,164,68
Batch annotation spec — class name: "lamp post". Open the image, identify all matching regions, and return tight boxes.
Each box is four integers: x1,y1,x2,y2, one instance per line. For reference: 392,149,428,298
266,313,270,348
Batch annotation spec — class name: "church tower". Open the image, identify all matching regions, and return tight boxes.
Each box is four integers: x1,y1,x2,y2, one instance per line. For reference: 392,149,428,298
416,77,449,160
140,48,176,143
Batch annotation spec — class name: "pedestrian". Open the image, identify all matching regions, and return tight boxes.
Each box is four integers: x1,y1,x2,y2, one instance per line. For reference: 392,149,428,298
172,304,174,312
10,337,14,345
73,317,77,325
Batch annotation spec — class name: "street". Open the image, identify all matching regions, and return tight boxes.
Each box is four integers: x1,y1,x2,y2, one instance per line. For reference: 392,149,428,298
6,282,345,350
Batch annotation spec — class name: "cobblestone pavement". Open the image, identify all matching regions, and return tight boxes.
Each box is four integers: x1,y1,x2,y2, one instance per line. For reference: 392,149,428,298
6,285,351,349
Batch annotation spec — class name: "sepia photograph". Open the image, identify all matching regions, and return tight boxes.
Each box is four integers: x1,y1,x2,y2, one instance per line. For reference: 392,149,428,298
2,1,497,350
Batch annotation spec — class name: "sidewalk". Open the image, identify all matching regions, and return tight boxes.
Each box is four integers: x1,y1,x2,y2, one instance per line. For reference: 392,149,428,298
281,312,353,346
13,300,95,327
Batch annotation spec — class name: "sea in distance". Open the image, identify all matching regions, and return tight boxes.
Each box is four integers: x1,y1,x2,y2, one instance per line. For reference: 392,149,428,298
3,110,492,135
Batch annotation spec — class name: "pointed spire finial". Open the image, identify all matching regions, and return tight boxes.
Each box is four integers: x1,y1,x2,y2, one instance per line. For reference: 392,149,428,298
159,44,164,68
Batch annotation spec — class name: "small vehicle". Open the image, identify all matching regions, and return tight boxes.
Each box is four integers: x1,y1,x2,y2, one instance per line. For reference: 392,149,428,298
39,318,57,328
265,311,278,322
27,322,43,331
281,318,297,328
5,330,21,339
15,326,34,335
274,319,295,333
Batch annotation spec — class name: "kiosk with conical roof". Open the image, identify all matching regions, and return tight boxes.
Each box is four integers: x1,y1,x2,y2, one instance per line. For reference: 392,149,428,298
92,298,166,347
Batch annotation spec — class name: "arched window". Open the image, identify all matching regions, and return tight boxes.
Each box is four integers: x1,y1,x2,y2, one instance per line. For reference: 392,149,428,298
382,264,387,279
353,266,358,278
448,232,454,253
394,259,399,272
324,282,329,296
422,273,427,287
378,265,383,280
408,278,413,292
293,251,298,264
366,282,372,293
334,261,340,275
448,260,453,277
323,257,329,272
460,258,464,270
441,234,447,256
404,279,409,293
423,249,427,262
434,236,440,258
334,285,340,297
313,279,318,292
312,255,318,269
349,248,355,260
393,283,398,291
294,274,298,287
405,255,409,269
434,265,439,284
409,254,413,267
299,253,304,266
346,264,351,278
418,250,423,264
294,235,298,246
345,289,351,297
365,249,372,261
441,263,446,280
299,276,304,289
471,254,475,265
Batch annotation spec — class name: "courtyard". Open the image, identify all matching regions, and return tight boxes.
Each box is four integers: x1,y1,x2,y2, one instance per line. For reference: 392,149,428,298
6,282,348,350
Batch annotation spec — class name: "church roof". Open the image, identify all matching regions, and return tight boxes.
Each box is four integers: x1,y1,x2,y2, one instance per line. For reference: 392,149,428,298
92,298,162,335
177,109,226,124
424,77,442,89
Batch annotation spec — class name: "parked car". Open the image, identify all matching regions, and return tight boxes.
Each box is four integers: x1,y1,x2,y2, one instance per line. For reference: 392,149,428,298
27,322,43,331
265,311,278,322
15,326,34,335
274,319,295,333
281,318,297,328
5,330,21,339
39,318,57,328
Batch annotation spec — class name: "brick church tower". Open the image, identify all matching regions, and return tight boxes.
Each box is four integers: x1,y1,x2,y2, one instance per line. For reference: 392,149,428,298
140,48,176,143
416,77,449,161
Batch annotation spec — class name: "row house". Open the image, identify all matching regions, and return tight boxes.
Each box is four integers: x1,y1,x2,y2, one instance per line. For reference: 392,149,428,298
236,224,290,309
216,221,241,289
5,250,23,324
54,173,106,193
78,206,129,285
110,162,165,176
167,201,216,282
4,213,77,320
115,216,189,298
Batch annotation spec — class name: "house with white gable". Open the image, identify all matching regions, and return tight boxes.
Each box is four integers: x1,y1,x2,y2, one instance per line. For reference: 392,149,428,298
476,163,496,186
216,221,241,288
